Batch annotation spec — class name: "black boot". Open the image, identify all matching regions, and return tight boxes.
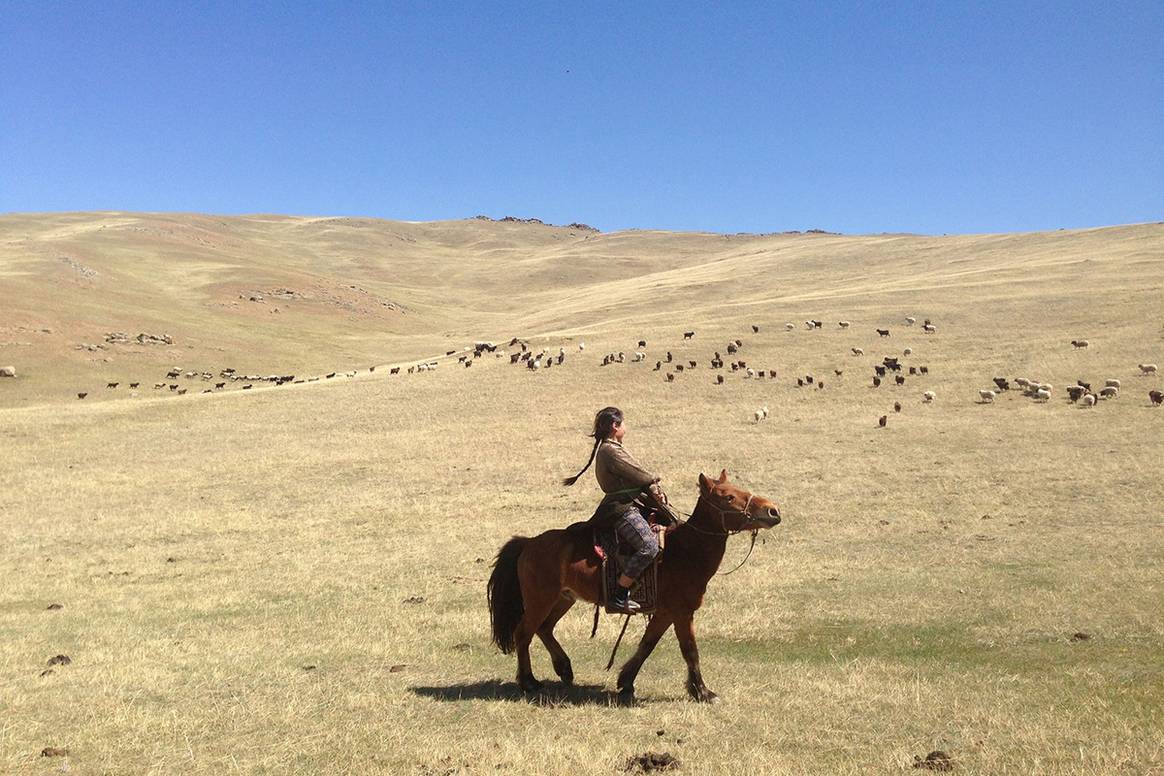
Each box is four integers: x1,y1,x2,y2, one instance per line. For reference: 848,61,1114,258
608,585,641,614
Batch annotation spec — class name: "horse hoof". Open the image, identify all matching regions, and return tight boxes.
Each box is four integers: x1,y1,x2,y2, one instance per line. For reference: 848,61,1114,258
616,689,637,707
519,677,543,693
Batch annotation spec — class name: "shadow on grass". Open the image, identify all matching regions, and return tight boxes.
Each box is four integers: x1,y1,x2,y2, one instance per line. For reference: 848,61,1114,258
410,679,637,706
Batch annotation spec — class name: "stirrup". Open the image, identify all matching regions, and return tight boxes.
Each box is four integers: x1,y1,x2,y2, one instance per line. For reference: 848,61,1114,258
608,596,641,614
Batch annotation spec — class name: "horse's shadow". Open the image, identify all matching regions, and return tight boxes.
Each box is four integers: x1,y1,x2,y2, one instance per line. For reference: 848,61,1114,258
410,679,637,707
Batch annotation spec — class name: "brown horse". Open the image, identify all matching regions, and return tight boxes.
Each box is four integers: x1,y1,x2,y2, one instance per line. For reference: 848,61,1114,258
488,470,781,703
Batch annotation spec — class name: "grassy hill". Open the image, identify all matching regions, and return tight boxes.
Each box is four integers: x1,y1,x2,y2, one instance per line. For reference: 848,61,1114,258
2,213,1162,774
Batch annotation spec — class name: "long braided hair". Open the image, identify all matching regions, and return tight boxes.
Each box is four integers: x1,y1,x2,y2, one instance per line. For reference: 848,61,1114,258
562,406,623,486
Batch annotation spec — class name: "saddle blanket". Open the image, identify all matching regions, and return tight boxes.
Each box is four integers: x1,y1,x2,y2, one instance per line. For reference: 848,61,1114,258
596,528,660,615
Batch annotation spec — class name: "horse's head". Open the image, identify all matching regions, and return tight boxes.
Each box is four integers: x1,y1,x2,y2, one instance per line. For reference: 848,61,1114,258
697,469,781,531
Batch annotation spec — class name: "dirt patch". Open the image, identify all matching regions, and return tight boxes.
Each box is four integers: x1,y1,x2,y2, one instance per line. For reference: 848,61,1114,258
46,603,63,610
913,750,953,771
47,655,71,666
41,747,69,757
623,752,680,772
1071,632,1092,642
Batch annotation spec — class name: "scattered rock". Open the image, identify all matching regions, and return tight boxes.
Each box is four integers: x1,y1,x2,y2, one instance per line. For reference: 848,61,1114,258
623,751,680,772
0,365,16,378
402,596,425,605
166,557,177,563
41,747,69,758
46,603,63,610
47,655,71,666
302,665,317,671
913,750,953,771
1071,632,1091,642
39,669,54,677
452,643,471,652
389,664,407,673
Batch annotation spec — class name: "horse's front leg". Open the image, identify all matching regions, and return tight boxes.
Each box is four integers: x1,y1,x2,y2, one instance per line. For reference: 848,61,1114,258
674,616,717,703
536,594,576,685
616,613,674,702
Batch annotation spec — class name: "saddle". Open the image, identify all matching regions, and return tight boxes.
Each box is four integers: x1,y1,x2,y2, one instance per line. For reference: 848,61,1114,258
566,499,671,615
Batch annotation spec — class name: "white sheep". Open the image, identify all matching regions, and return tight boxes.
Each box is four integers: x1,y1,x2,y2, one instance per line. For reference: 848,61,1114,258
1035,388,1051,401
632,351,645,363
785,322,795,331
978,389,997,404
1081,393,1097,407
922,390,935,403
746,368,756,379
1014,377,1030,388
1138,363,1158,375
851,347,864,356
578,342,585,351
1105,378,1121,389
1099,386,1119,399
804,321,815,330
752,406,769,423
923,323,936,334
905,316,916,326
838,321,850,329
903,347,913,356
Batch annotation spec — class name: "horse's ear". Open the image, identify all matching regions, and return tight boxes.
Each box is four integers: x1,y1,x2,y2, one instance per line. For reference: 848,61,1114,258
718,469,728,483
698,472,711,491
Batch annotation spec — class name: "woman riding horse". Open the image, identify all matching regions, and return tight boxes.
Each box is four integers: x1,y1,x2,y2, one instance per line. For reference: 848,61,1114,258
562,406,680,612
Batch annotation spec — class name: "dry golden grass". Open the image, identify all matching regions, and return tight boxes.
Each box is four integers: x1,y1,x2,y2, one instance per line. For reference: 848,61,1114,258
1,214,1163,774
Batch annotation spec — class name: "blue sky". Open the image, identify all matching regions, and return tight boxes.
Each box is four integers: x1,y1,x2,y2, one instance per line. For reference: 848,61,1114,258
2,2,1161,234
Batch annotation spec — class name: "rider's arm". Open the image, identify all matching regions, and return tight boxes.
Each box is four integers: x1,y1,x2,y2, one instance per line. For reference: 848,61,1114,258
606,445,659,489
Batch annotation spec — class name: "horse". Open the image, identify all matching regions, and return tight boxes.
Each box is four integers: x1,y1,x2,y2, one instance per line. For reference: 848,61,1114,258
487,470,781,703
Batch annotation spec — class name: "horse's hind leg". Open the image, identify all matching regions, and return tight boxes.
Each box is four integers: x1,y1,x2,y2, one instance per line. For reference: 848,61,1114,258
536,594,576,685
513,586,562,692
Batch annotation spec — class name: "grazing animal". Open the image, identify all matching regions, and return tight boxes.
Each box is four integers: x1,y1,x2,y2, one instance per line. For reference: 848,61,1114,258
1082,393,1097,407
895,375,905,386
768,371,778,380
1067,385,1085,402
369,366,376,372
834,369,843,377
654,361,662,371
923,324,936,334
785,323,795,331
727,343,738,355
716,375,724,385
874,365,886,377
905,316,916,326
689,361,697,369
757,370,766,379
489,470,780,701
908,366,917,376
1099,386,1119,399
922,391,935,403
818,381,825,390
675,364,685,372
878,415,887,428
811,320,823,329
169,384,178,391
177,388,187,395
872,376,882,387
1138,363,1158,375
753,407,769,423
993,377,1010,392
106,382,118,389
666,373,675,382
746,368,755,379
632,352,645,363
666,352,673,363
752,325,759,333
1071,339,1089,349
215,382,226,389
919,366,929,375
638,340,647,348
805,375,814,384
894,402,902,412
876,329,890,337
326,372,336,379
838,321,850,329
979,389,997,404
851,347,864,356
1035,388,1051,401
390,367,400,374
76,392,87,399
1105,379,1121,389
903,347,913,356
683,331,695,340
166,369,181,379
153,382,164,389
129,382,139,388
578,343,586,351
1148,390,1163,405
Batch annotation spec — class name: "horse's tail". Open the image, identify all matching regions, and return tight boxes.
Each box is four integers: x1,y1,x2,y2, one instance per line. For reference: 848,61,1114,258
487,536,529,654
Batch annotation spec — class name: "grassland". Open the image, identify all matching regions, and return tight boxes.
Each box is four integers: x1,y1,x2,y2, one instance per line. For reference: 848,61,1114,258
1,214,1162,774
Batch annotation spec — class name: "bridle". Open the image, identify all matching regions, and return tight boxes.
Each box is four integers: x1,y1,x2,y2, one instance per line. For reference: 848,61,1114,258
675,491,761,576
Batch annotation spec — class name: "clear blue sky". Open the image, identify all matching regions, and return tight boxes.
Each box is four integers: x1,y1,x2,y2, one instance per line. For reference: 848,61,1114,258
2,2,1161,234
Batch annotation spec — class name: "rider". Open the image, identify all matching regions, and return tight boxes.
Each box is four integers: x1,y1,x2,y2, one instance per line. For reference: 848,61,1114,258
562,406,679,613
